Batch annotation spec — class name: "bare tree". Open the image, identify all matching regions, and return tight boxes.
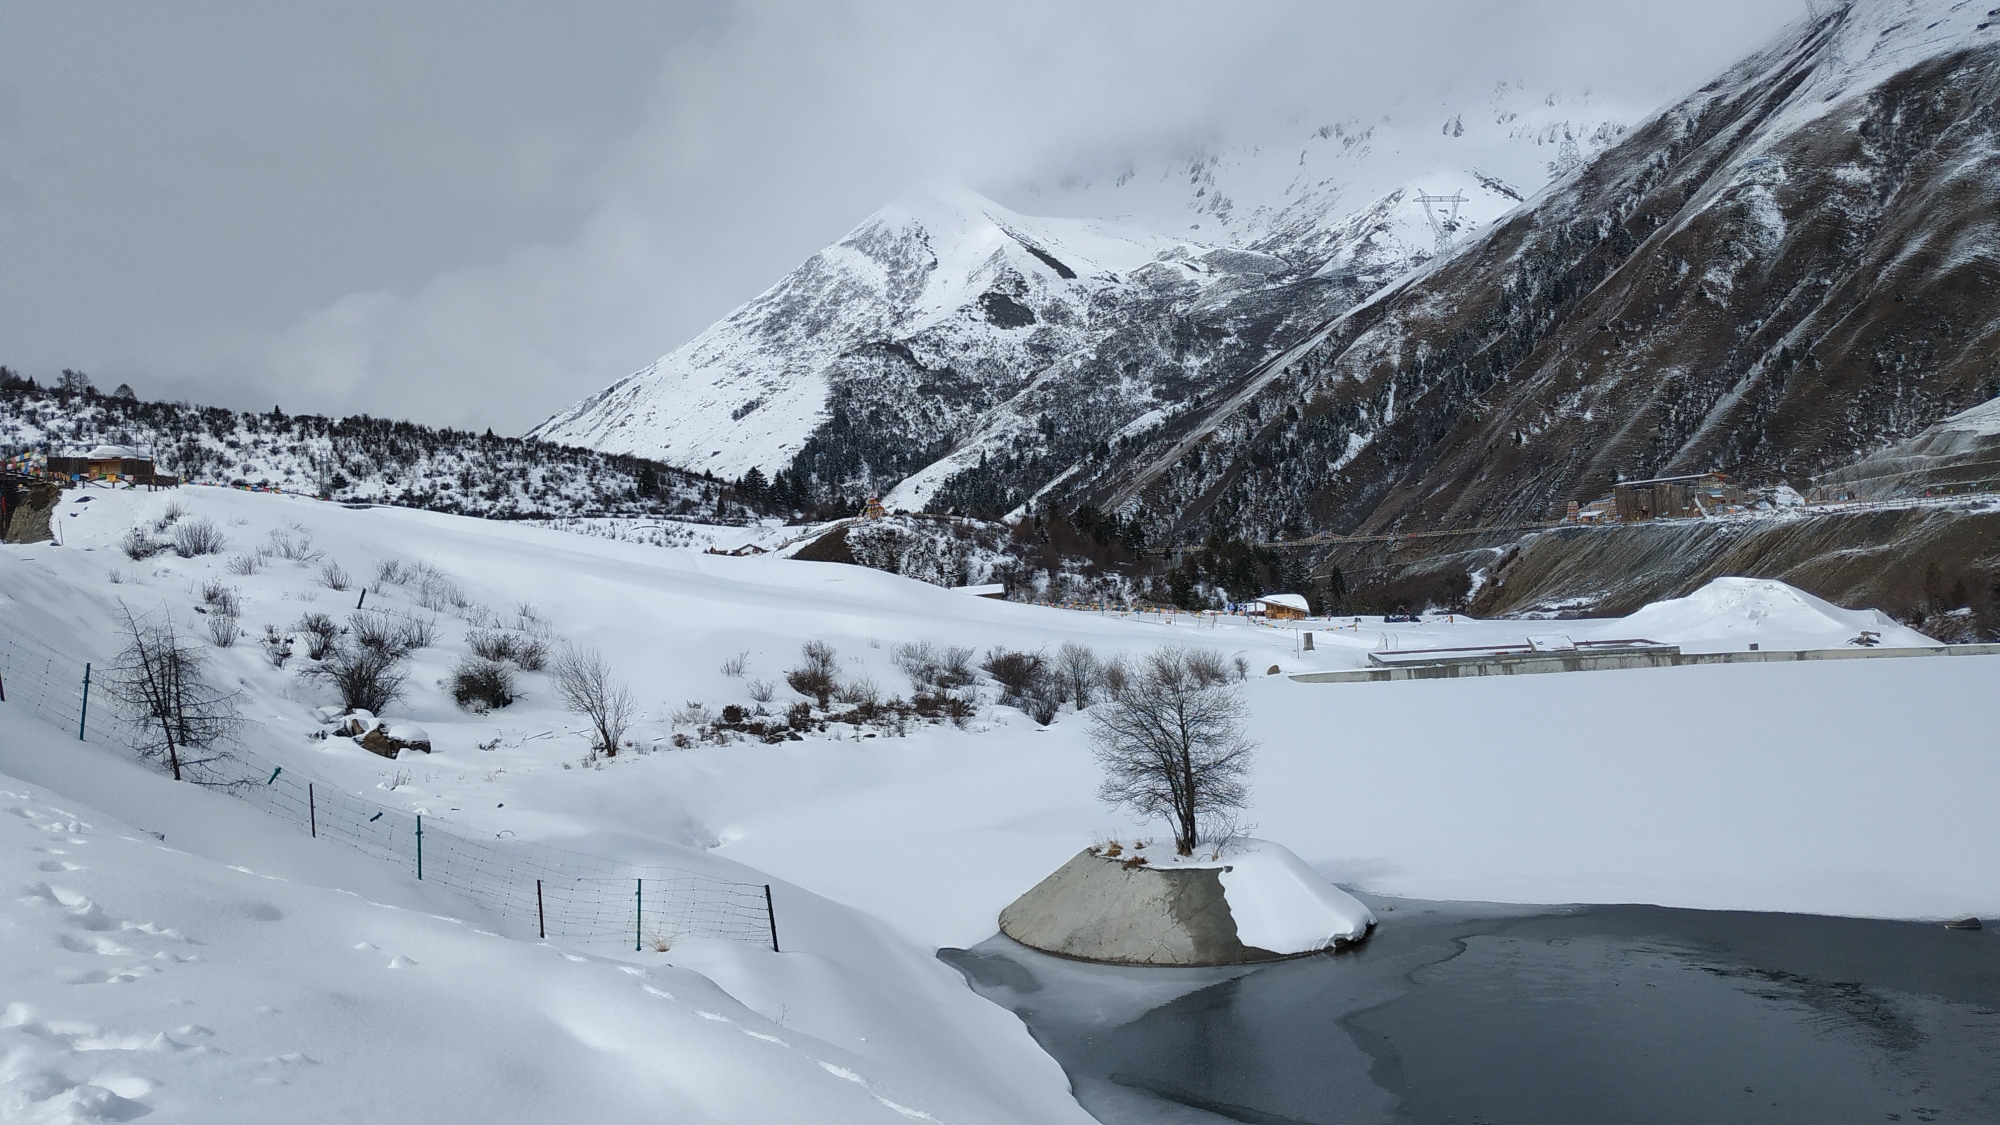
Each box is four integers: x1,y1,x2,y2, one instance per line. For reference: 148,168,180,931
305,642,408,714
552,643,634,755
1089,645,1256,856
106,607,243,783
1055,642,1103,708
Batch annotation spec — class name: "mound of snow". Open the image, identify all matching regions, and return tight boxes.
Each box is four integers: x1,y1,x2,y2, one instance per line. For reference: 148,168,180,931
1160,839,1375,955
1613,577,1934,653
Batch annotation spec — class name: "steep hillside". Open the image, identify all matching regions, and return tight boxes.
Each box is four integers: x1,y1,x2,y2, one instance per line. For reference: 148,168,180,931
533,83,1628,513
1088,0,2000,546
0,376,766,523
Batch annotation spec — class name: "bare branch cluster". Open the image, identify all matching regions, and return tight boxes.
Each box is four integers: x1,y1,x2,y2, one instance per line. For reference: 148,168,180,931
552,643,634,755
1088,645,1255,856
106,607,244,784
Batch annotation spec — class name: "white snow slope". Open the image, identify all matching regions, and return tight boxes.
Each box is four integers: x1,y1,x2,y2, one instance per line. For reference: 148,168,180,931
531,77,1632,488
5,485,1998,1119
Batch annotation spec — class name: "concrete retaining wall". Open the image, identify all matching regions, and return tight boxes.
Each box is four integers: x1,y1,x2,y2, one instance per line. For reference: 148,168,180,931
998,849,1285,967
1290,643,2000,684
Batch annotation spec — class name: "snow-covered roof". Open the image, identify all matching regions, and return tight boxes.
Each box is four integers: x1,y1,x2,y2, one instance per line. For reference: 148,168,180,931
82,444,146,461
1256,593,1310,612
953,583,1006,598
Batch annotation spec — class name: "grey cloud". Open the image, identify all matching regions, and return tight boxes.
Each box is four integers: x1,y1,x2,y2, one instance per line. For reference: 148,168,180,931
0,0,1802,431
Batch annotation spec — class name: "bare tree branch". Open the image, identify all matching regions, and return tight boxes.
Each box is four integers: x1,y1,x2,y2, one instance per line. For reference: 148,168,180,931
1089,645,1255,856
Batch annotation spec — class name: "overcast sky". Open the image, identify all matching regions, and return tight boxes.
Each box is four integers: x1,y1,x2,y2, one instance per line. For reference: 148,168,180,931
0,0,1803,434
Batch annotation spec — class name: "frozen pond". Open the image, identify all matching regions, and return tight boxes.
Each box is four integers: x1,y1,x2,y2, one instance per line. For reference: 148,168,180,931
942,896,2000,1124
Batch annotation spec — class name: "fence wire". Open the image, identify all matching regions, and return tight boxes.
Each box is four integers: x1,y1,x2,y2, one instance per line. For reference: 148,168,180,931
0,624,778,951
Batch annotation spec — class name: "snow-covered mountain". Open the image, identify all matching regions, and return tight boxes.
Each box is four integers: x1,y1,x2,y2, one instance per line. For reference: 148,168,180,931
531,82,1630,511
1092,0,2000,548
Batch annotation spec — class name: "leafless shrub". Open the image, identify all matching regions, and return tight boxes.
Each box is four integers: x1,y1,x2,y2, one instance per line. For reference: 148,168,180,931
1184,647,1242,686
107,568,125,585
834,675,879,707
266,526,321,562
982,647,1047,698
1090,645,1255,856
107,607,242,783
414,568,470,613
552,643,634,755
374,558,414,586
199,578,240,617
720,651,750,677
1055,642,1103,708
349,611,406,656
786,640,839,707
204,612,239,648
294,612,340,660
1100,656,1130,697
121,526,168,560
318,560,350,591
747,678,775,703
225,554,260,576
467,629,544,669
305,643,408,715
171,517,226,557
261,623,291,667
150,502,185,533
670,700,715,728
450,655,517,712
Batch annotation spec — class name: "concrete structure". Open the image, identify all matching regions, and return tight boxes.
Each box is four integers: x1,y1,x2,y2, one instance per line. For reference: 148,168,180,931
1292,642,2000,684
999,849,1289,966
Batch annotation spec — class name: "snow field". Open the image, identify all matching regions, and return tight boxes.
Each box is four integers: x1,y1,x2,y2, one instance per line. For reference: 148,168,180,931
5,482,1999,1120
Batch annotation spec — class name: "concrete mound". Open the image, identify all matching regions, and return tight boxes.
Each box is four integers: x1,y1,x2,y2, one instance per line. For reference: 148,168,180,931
999,843,1374,967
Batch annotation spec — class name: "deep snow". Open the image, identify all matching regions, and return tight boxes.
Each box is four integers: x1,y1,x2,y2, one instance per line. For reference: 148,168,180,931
4,484,1997,1119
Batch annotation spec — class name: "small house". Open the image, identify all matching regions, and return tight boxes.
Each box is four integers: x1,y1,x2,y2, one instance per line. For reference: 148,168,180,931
47,445,159,484
1254,593,1311,620
1611,471,1740,522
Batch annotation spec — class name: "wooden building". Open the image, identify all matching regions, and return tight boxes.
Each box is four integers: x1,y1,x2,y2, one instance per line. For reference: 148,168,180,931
1612,472,1740,522
1254,593,1311,620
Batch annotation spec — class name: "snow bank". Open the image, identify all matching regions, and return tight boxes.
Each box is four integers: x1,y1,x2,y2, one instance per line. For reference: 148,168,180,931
1211,840,1375,953
1613,576,1935,653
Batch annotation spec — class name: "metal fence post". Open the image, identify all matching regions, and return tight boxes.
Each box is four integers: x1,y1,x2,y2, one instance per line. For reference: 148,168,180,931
765,884,779,953
635,879,643,951
536,879,545,939
76,662,90,740
308,783,316,838
415,814,423,880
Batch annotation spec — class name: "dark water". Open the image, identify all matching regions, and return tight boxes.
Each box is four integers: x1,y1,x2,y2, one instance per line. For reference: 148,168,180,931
941,898,2000,1125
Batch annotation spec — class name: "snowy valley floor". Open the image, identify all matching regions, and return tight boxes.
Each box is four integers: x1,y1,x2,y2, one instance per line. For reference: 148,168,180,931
4,485,1998,1122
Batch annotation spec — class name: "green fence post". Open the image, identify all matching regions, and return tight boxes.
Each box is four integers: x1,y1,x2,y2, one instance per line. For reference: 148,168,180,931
76,662,90,740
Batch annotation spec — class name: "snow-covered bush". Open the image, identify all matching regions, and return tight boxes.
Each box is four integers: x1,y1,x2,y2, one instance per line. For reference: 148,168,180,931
225,554,260,575
467,629,546,670
450,656,516,712
199,578,240,617
373,558,414,586
150,502,184,533
266,526,322,563
318,560,351,591
307,643,408,715
120,526,168,559
983,647,1059,725
747,678,775,703
293,612,340,660
785,640,840,707
719,651,749,677
205,611,240,648
171,517,226,557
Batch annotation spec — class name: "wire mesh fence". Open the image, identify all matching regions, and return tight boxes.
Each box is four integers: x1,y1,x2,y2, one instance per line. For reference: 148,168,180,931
0,622,779,952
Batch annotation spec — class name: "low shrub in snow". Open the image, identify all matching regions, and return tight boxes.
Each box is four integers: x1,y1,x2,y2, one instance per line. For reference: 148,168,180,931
266,526,323,563
785,640,839,707
306,643,408,715
171,517,227,557
199,578,240,617
293,612,341,660
150,502,185,533
318,560,351,591
467,629,547,670
120,526,168,560
225,554,260,576
450,656,517,712
205,612,240,648
551,643,634,756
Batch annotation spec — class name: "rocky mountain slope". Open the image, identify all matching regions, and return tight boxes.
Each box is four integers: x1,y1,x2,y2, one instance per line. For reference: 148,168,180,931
0,374,765,523
531,84,1628,513
1082,0,2000,546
